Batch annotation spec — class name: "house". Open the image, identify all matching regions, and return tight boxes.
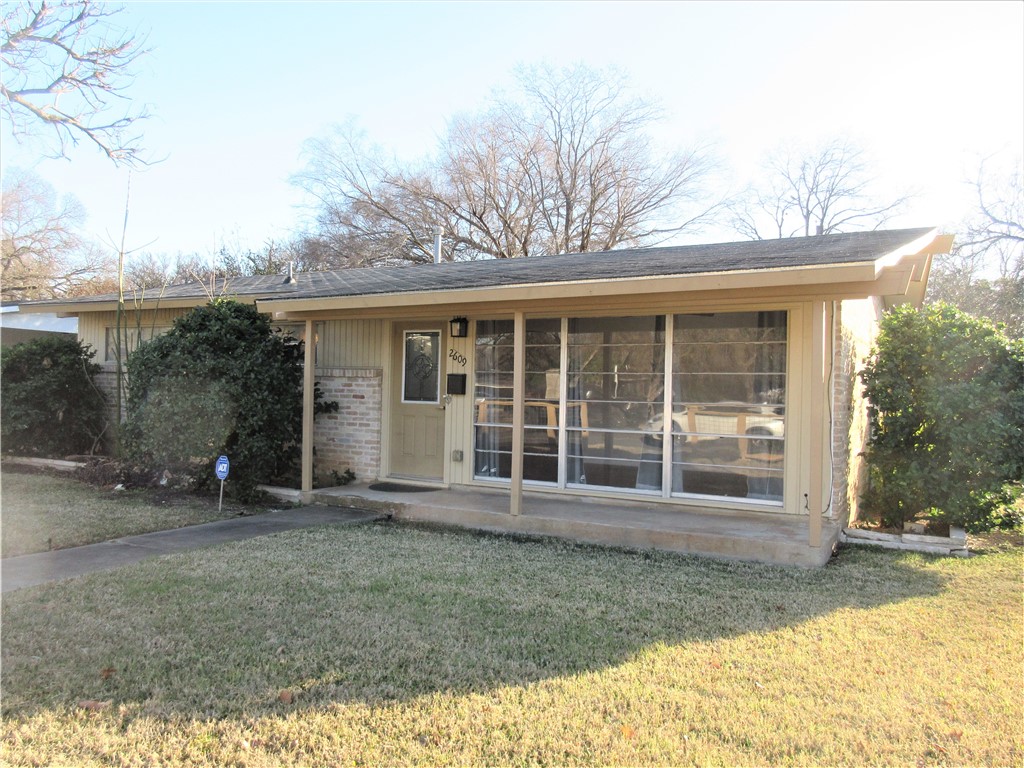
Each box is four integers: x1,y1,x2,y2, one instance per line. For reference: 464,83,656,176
0,304,77,347
22,227,952,565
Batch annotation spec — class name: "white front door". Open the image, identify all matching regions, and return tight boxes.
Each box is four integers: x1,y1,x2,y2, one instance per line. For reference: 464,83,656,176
390,324,445,480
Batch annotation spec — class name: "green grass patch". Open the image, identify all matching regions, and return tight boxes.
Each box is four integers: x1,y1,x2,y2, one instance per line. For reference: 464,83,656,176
0,469,258,558
1,522,1020,766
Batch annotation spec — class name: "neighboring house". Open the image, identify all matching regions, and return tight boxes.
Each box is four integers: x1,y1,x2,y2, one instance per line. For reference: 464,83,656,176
21,228,952,565
0,304,78,347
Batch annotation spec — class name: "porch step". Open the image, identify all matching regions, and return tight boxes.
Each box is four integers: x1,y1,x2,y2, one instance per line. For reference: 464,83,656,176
313,484,838,567
312,489,403,517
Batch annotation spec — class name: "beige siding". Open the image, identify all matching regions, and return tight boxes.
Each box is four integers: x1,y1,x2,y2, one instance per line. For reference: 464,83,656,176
317,319,387,368
446,329,475,485
78,312,110,354
79,308,191,362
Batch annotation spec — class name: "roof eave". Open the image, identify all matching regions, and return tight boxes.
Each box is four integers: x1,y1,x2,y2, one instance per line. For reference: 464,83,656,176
255,258,907,317
16,295,258,316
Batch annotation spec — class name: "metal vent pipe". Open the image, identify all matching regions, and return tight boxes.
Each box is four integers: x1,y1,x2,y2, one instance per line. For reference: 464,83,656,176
433,226,444,264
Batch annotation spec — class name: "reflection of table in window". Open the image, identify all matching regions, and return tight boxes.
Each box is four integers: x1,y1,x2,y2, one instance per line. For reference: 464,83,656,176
475,400,589,437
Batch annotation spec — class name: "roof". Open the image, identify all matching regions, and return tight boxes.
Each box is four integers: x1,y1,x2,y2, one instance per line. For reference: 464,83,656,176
22,228,945,314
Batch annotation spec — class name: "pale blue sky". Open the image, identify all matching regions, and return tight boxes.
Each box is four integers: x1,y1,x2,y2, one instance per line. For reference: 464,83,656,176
2,0,1022,259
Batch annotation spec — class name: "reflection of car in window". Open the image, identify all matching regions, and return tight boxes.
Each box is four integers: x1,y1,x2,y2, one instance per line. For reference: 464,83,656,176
642,402,784,457
676,402,784,461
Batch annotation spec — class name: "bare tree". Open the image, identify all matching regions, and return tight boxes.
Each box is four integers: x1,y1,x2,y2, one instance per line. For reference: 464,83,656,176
215,239,307,277
729,139,908,239
929,158,1023,336
1,0,148,165
295,64,719,265
1,167,112,300
955,158,1023,279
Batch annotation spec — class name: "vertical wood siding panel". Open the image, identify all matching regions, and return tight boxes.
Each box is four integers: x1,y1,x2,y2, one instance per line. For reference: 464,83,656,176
445,328,473,485
319,319,386,368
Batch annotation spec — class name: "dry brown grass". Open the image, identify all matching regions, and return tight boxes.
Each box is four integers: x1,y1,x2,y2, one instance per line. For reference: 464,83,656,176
0,468,259,557
1,521,1021,767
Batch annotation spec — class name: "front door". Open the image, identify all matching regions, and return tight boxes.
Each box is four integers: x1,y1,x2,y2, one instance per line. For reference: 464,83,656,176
390,324,445,480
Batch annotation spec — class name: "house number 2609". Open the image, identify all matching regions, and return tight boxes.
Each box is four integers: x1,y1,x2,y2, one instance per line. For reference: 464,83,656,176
448,349,467,367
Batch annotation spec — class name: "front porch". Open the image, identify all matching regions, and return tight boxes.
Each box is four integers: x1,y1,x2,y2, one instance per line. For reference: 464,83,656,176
309,483,840,567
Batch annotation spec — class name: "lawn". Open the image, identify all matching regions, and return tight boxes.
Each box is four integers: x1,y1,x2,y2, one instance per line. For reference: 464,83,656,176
1,521,1020,767
0,468,258,558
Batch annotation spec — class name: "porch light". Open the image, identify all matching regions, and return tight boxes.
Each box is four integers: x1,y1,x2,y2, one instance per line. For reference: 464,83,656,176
449,316,469,338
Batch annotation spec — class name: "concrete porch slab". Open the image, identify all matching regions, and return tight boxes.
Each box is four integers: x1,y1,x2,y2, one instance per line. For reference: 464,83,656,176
313,484,839,567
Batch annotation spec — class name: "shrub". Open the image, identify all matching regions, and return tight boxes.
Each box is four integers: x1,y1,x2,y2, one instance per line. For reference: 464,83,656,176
859,303,1024,532
124,299,313,502
0,336,108,457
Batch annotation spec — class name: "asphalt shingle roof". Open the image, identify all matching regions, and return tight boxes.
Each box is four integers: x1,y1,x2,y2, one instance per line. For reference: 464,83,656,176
31,228,935,307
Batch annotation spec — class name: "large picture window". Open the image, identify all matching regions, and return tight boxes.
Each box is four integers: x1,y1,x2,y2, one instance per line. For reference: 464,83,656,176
567,316,665,492
472,311,787,505
671,312,786,502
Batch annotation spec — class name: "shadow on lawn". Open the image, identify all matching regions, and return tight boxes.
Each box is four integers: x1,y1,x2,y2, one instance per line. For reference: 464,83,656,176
0,521,952,720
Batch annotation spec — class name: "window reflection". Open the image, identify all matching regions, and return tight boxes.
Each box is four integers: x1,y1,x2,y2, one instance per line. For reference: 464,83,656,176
474,319,561,483
472,311,787,504
671,312,786,501
566,316,665,491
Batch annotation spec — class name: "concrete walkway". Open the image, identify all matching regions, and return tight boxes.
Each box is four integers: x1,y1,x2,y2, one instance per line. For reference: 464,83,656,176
1,506,383,593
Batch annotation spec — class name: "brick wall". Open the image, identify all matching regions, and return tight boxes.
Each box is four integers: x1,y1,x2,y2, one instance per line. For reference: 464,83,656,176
830,298,882,526
313,367,383,485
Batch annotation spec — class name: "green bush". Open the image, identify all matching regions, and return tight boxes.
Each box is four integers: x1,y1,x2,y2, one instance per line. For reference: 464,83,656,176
859,303,1024,532
124,299,314,502
0,336,108,457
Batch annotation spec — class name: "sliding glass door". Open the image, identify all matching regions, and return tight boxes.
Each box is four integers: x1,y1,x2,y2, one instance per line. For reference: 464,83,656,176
473,319,561,483
566,316,665,492
671,312,786,502
473,311,787,505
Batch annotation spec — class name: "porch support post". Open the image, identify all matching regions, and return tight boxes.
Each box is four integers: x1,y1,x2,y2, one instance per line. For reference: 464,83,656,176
301,318,315,502
808,301,828,547
510,310,526,516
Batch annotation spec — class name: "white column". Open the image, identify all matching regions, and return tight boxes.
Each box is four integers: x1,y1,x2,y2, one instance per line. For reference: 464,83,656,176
301,318,315,502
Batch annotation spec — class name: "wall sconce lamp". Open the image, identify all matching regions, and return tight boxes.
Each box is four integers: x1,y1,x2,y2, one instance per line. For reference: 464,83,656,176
449,316,469,338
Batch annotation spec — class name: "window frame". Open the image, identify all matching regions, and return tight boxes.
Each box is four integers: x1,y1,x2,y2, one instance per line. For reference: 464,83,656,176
471,309,792,508
401,329,442,405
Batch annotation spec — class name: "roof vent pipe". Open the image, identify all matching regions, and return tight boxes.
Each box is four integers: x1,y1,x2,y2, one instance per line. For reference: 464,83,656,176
433,226,444,264
285,261,297,284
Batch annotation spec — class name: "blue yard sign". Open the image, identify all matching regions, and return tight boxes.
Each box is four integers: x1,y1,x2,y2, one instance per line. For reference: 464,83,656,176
215,455,229,512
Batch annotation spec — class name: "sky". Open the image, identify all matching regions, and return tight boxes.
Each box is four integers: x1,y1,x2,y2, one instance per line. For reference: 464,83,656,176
2,0,1022,262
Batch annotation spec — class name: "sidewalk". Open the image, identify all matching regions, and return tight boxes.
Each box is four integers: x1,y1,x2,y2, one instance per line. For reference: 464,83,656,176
1,506,383,593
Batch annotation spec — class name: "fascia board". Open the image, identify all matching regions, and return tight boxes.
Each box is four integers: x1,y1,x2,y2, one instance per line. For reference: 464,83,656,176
872,228,946,275
269,275,918,322
256,261,883,316
16,297,214,315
